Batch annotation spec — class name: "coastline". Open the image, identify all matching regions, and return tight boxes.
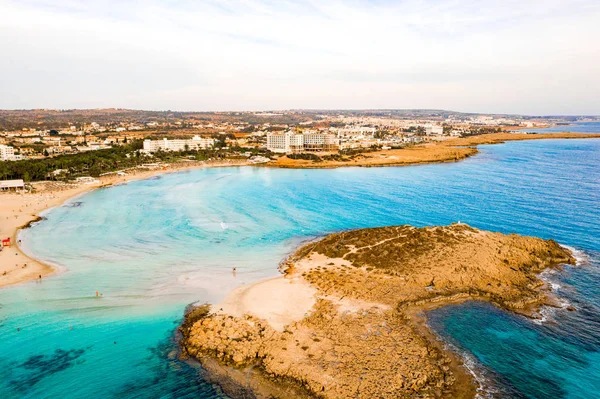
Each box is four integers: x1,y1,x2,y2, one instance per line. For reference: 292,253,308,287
3,132,598,288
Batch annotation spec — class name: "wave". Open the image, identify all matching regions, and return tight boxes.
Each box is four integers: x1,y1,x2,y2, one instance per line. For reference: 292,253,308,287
562,245,590,266
535,259,581,324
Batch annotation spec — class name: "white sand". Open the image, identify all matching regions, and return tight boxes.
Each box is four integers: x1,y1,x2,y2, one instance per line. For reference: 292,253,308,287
216,274,317,332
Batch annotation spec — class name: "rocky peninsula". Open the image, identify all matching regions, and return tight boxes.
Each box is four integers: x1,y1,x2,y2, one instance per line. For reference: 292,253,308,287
179,224,575,398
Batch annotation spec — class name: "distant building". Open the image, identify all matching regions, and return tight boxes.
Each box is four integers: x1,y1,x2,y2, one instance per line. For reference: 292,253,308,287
424,125,444,136
0,145,23,161
335,126,377,138
142,136,216,153
403,135,423,144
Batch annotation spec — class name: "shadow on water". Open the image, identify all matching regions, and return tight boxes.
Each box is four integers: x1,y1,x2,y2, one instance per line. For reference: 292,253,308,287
9,348,87,392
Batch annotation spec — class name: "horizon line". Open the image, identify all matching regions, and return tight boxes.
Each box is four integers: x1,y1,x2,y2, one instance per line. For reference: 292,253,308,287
1,108,599,118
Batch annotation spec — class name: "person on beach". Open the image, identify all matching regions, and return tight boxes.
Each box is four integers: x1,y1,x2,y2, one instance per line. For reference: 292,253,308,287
232,267,237,277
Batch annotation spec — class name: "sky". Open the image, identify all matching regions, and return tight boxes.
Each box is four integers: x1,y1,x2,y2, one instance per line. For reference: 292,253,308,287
1,0,599,114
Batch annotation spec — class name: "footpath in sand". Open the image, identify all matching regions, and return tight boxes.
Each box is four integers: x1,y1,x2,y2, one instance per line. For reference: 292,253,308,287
180,224,575,399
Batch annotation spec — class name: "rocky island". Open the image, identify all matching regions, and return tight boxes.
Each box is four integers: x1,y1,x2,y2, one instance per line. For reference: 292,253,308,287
179,224,575,398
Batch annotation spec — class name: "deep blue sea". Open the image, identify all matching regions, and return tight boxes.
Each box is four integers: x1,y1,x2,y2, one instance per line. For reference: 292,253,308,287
1,138,599,398
524,121,600,134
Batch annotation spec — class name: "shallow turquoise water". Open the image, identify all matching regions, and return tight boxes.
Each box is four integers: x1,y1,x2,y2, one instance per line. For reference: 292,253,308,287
1,138,599,398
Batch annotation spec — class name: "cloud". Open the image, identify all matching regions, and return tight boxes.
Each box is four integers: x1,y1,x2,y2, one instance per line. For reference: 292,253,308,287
0,0,599,114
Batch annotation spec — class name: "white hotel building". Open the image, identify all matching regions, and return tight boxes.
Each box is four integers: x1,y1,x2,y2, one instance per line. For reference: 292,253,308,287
266,131,304,154
0,145,23,161
142,136,216,153
266,131,339,154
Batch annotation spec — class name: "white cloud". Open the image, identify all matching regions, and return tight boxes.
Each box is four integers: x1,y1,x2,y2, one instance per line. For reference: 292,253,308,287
1,0,599,114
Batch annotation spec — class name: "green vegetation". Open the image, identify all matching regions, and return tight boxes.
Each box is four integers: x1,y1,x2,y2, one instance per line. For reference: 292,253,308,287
464,127,503,136
286,153,322,161
0,140,144,181
0,140,266,181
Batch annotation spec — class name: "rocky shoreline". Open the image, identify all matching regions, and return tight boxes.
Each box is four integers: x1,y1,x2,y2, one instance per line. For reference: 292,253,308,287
179,225,575,398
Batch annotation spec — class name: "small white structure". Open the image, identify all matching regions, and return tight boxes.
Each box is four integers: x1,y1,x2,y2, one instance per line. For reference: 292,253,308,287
0,179,25,191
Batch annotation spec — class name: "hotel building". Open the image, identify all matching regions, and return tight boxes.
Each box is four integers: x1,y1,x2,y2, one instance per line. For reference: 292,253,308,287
142,136,216,153
0,145,23,161
266,131,339,153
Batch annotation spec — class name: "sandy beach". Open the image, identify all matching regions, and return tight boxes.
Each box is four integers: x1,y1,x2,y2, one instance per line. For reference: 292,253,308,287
0,159,250,289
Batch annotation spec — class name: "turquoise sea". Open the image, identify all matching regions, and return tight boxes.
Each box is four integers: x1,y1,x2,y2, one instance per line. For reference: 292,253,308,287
1,138,599,398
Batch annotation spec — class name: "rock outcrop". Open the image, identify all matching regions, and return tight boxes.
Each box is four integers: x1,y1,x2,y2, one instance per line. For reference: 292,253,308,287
180,224,575,398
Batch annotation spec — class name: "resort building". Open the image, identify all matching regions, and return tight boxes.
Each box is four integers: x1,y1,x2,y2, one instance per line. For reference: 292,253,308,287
266,131,304,153
267,131,339,154
142,136,216,153
303,132,339,152
0,145,23,161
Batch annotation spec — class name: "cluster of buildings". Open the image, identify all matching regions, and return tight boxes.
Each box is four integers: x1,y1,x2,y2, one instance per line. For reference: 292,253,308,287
142,136,216,154
266,126,434,154
0,110,568,162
